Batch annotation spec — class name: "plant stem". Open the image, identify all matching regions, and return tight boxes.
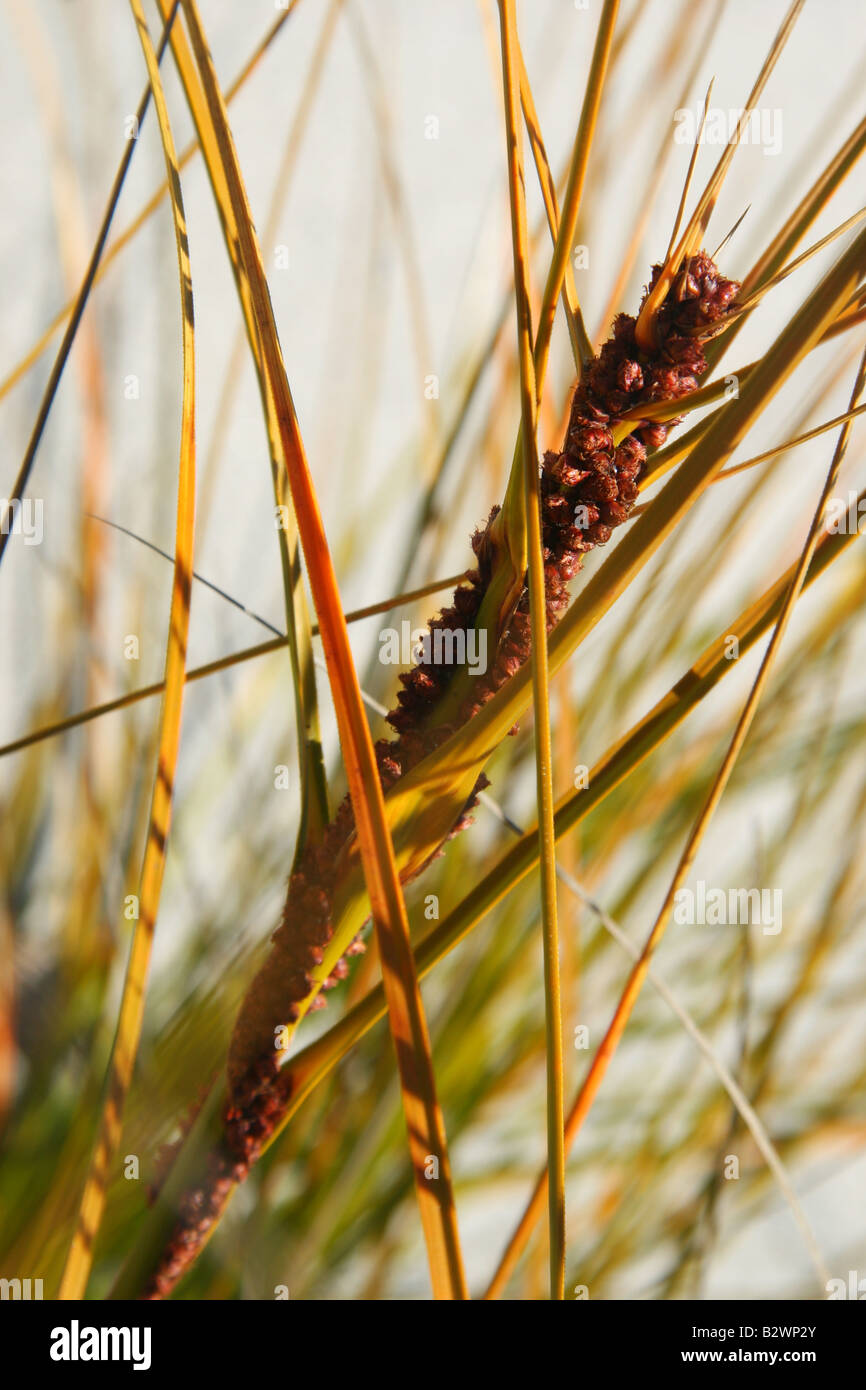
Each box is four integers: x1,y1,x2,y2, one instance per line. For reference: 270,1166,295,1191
497,0,565,1300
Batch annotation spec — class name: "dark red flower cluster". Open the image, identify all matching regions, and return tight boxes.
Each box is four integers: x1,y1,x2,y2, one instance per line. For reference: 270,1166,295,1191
392,252,739,727
228,251,740,1123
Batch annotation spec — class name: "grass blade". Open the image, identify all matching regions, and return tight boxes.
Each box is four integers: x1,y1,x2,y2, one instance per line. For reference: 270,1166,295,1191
57,0,195,1299
498,0,565,1300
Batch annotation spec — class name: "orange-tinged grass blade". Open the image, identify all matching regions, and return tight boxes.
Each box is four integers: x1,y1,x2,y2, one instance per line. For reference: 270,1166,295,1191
177,0,466,1300
0,2,303,410
57,0,195,1300
484,344,866,1300
634,0,805,350
498,0,564,1300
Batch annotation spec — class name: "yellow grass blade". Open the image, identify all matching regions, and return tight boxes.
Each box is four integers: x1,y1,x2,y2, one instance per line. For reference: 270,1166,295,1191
58,0,195,1299
706,399,866,483
733,204,866,317
498,0,564,1300
176,0,466,1300
664,76,714,262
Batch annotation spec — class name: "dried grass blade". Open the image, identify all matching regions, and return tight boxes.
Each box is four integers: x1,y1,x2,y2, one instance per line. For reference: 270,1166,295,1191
498,0,565,1300
58,0,195,1299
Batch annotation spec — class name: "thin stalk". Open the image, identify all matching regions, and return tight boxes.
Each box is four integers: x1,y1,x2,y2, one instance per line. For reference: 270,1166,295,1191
498,0,564,1300
58,0,194,1299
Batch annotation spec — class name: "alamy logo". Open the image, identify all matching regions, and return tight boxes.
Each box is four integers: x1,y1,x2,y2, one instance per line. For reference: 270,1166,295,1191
50,1320,152,1371
826,1271,866,1300
674,881,783,935
378,619,487,675
673,105,783,157
0,498,43,546
824,491,866,534
0,1277,43,1299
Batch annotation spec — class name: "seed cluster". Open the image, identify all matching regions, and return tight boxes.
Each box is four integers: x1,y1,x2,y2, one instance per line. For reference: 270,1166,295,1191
143,252,739,1297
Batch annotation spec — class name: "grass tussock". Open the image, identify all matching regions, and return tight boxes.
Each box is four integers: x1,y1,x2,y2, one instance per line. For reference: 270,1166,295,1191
1,0,866,1304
